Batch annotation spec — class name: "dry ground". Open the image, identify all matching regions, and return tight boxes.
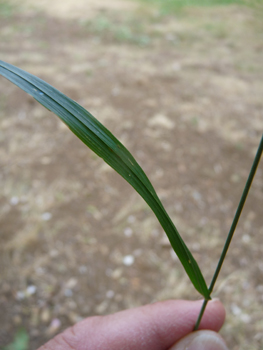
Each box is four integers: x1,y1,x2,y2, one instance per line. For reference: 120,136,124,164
0,0,263,349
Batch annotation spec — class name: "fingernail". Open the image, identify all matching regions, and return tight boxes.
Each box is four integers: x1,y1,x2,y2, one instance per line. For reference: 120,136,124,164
171,330,229,350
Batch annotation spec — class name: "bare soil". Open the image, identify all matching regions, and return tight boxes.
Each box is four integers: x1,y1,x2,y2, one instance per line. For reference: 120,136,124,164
0,1,263,349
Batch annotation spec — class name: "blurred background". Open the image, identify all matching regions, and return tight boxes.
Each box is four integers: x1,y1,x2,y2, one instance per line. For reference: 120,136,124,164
0,0,263,349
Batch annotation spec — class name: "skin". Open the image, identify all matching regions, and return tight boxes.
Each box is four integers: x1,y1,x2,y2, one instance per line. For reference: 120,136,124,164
38,299,226,350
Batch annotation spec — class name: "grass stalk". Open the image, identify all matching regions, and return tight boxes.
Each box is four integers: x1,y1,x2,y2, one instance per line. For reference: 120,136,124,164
194,134,263,330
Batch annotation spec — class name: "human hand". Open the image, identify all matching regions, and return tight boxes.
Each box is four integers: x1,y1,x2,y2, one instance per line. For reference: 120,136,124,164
38,299,228,350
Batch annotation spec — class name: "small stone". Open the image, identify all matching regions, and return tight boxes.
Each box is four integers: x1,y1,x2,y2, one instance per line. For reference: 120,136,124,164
95,300,108,314
68,312,82,324
41,308,51,323
124,227,133,237
240,313,251,324
46,318,61,336
16,291,25,300
172,62,181,71
192,190,202,202
65,278,78,289
42,212,52,221
106,290,115,299
64,289,73,297
127,215,135,224
10,196,19,205
231,174,240,183
122,255,134,266
231,303,242,316
111,268,122,279
26,285,37,296
242,234,251,244
148,114,175,129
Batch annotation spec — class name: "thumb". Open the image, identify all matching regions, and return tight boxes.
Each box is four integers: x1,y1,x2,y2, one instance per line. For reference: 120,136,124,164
170,330,229,350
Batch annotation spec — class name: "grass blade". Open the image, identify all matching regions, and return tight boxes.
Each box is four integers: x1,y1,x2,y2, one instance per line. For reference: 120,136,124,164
194,134,263,329
0,60,210,298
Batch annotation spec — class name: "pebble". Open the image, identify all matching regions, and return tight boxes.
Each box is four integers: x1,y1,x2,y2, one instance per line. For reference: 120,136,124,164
42,212,52,221
64,289,73,297
65,278,78,289
111,268,122,279
124,227,133,237
16,291,25,300
172,62,181,71
240,313,251,324
46,318,61,336
10,196,19,205
68,312,82,324
40,308,51,323
127,215,135,224
148,114,175,129
106,290,115,299
123,255,134,266
95,300,108,314
26,285,37,295
242,234,251,244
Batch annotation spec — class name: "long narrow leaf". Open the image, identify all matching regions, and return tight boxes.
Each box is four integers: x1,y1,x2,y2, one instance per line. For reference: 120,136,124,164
0,60,210,299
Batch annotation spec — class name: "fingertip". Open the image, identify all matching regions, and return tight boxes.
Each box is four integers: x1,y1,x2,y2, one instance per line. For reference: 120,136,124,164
170,330,229,350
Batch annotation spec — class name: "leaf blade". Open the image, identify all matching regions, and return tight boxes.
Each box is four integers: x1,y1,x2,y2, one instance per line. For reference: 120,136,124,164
0,60,210,299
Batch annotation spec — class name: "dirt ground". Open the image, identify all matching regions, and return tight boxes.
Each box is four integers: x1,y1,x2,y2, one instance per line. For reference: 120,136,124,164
0,0,263,349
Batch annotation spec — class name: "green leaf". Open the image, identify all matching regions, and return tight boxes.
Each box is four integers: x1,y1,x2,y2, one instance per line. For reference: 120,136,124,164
3,328,29,350
0,60,210,299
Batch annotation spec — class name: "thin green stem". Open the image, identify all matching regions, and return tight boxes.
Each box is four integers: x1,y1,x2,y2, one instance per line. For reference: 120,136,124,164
194,134,263,331
194,299,208,331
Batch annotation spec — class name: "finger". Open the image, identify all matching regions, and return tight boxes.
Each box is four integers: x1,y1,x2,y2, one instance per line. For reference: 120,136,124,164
170,330,229,350
38,299,225,350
